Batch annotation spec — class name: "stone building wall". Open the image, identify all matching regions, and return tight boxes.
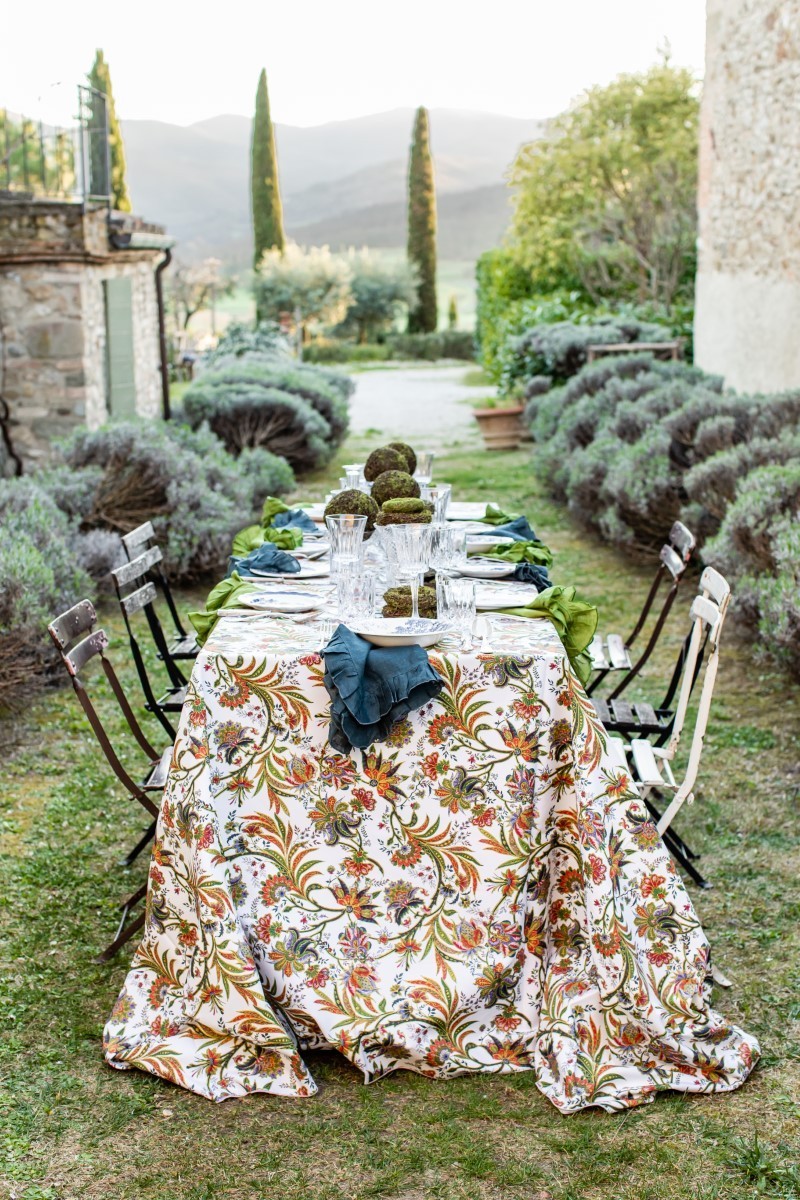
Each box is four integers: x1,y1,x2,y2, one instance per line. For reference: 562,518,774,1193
0,199,168,469
695,0,800,391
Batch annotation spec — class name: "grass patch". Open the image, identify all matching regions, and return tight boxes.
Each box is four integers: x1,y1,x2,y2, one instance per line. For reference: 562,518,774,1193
2,443,799,1200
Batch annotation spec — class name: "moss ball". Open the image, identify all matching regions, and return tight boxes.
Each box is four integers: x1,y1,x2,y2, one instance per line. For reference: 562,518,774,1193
382,497,426,514
375,510,432,526
323,489,379,533
364,446,408,481
382,585,437,619
370,470,420,508
388,442,417,475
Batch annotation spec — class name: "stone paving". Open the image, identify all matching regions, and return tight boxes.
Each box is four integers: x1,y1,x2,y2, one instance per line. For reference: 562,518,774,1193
346,363,492,449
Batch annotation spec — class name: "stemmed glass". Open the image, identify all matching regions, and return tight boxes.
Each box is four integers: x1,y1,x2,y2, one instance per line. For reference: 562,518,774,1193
414,451,435,487
380,523,433,620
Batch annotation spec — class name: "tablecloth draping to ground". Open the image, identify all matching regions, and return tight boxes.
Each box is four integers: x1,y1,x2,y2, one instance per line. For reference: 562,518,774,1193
104,613,758,1113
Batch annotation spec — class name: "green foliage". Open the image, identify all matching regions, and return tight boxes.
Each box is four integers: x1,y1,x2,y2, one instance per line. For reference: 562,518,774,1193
204,321,292,364
504,316,671,393
447,295,458,331
251,68,285,269
474,249,544,374
254,243,352,337
336,251,416,343
705,464,800,677
386,330,475,361
303,340,390,364
87,49,131,211
407,106,438,333
0,479,93,711
509,61,698,308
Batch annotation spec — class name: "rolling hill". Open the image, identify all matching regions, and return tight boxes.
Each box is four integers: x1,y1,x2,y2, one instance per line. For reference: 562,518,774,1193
121,107,544,266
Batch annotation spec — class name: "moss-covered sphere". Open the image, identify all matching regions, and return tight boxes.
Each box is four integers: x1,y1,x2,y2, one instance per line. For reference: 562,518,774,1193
370,470,420,508
388,442,417,475
364,446,408,481
382,496,425,514
323,488,379,533
375,510,432,526
382,585,437,619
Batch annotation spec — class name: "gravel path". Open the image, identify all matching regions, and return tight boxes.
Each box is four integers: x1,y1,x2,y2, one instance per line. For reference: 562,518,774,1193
347,364,492,449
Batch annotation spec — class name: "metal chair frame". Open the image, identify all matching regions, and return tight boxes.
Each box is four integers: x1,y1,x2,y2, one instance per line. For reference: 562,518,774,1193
588,521,696,697
121,521,198,661
48,598,172,960
111,553,188,741
606,568,731,890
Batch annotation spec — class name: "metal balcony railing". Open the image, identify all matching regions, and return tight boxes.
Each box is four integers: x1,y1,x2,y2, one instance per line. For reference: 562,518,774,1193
1,85,111,203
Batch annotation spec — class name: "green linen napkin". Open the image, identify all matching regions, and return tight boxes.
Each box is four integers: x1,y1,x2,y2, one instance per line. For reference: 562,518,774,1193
497,585,598,686
232,524,303,557
483,503,522,525
188,572,257,647
484,539,554,569
262,496,290,525
231,495,306,558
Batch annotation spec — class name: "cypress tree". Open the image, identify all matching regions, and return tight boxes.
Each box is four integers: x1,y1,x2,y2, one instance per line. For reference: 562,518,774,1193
87,50,131,212
406,106,437,333
251,69,285,269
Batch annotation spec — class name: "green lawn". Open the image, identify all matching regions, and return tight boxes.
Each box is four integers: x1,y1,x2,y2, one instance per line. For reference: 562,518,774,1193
1,443,799,1200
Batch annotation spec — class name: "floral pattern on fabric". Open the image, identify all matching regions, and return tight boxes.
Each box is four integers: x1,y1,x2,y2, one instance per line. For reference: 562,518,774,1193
104,617,758,1111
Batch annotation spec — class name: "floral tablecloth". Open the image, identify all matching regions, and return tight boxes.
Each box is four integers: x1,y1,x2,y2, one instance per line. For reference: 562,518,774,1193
104,609,758,1113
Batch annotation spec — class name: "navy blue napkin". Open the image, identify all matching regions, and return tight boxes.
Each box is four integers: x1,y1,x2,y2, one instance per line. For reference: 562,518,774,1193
471,515,538,542
513,562,552,589
273,508,319,535
322,624,443,753
227,542,302,578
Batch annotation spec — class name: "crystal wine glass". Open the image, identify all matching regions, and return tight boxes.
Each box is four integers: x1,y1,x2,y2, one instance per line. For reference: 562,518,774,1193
414,450,435,487
380,523,433,620
325,514,367,582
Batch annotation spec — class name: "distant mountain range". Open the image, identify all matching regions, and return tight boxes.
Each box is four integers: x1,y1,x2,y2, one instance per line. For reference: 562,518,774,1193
121,108,545,266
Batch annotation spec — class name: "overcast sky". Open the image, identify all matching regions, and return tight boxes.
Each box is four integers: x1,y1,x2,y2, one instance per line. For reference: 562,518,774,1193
2,0,706,128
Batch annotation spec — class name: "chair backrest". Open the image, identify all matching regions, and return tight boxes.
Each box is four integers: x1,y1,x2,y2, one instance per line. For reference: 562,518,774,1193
656,570,731,835
122,521,156,560
112,554,187,691
121,523,188,641
664,566,731,759
47,600,161,816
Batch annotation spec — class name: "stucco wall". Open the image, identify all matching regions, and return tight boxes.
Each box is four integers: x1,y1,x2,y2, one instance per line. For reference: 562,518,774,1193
694,0,800,391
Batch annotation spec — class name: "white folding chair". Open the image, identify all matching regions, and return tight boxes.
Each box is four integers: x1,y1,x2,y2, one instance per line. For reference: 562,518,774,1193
607,567,731,888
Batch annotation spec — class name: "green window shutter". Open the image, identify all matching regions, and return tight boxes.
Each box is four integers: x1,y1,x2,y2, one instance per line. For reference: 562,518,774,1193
103,277,137,418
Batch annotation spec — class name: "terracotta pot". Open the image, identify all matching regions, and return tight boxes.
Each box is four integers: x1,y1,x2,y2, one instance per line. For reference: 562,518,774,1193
474,405,524,450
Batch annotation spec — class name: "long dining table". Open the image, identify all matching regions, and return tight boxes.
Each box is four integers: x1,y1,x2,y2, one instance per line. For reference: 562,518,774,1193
104,507,758,1114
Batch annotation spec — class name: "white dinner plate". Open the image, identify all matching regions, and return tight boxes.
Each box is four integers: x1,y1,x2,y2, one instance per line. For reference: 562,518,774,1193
466,534,515,553
250,560,330,579
475,584,538,609
349,618,455,648
241,589,324,614
447,502,492,521
458,557,516,579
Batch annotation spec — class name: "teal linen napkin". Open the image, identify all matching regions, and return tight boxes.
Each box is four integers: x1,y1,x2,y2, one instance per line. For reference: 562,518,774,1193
188,572,257,647
227,542,301,579
322,624,443,753
497,585,598,686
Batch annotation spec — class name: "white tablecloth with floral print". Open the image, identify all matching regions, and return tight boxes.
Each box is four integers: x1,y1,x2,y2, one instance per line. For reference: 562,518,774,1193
104,609,758,1113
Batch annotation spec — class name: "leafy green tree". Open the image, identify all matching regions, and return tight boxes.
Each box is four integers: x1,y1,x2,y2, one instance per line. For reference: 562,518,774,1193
447,295,458,331
509,61,698,307
87,50,131,211
254,243,352,351
251,69,285,270
406,106,437,332
337,251,416,342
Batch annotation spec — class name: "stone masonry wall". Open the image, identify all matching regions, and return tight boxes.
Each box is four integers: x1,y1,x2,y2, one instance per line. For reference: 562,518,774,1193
1,200,165,468
694,0,800,391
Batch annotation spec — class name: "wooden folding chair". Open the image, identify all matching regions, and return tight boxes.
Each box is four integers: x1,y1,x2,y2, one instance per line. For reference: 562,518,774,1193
606,567,731,889
121,522,198,661
48,599,173,961
588,521,695,696
111,555,188,740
